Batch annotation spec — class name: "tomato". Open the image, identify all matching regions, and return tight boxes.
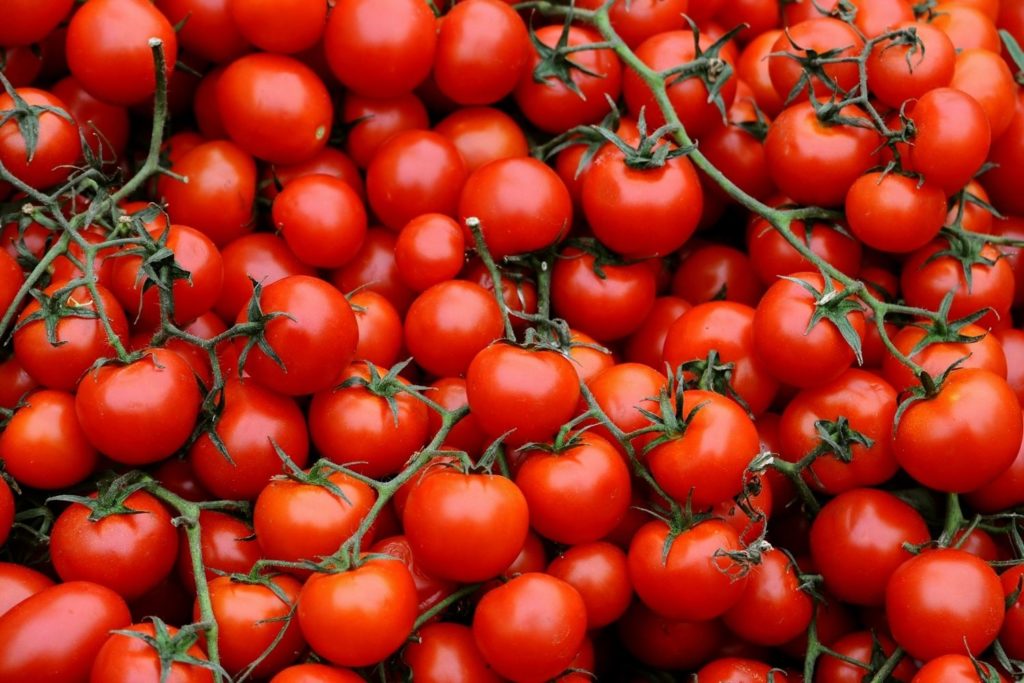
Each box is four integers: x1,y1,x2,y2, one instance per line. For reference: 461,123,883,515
349,289,402,368
0,88,80,190
75,348,200,465
459,157,572,259
323,0,436,98
0,389,97,489
908,88,991,196
952,48,1017,141
341,93,429,169
810,488,930,607
420,378,483,457
273,174,366,268
153,0,247,63
623,28,737,137
434,0,529,105
158,140,257,247
405,622,500,683
0,245,23,316
715,0,782,38
764,103,880,207
433,107,528,173
951,180,996,235
965,412,1024,512
845,173,947,254
367,131,467,230
403,280,503,377
198,575,305,677
217,53,332,164
895,368,1022,491
51,76,130,162
911,655,1008,683
515,25,622,133
215,233,315,321
547,542,633,629
0,354,35,412
254,469,376,566
932,2,1000,52
0,563,54,618
0,581,131,683
176,510,261,592
332,228,414,313
984,94,1024,216
261,147,365,202
230,0,326,54
769,19,863,102
298,558,417,667
237,275,358,396
748,212,862,287
66,0,177,105
672,243,762,306
473,573,587,683
89,622,212,683
582,141,702,259
886,548,1004,661
0,0,72,47
738,30,786,117
866,22,955,109
753,272,865,388
269,664,365,683
648,389,761,508
403,470,529,582
628,519,748,621
882,323,1007,393
698,658,790,683
393,214,465,292
577,0,690,48
1000,564,1024,659
624,296,690,369
370,535,456,616
721,549,813,646
586,362,667,453
816,631,918,683
784,0,914,37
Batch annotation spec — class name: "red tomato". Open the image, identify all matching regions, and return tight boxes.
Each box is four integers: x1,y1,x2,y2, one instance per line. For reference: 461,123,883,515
625,296,691,370
866,21,955,109
394,213,466,292
672,243,763,306
748,211,863,287
816,631,918,683
0,89,80,189
214,233,315,321
548,542,633,629
297,559,418,667
586,362,667,453
908,87,991,195
886,548,1005,661
230,0,326,54
911,655,1007,683
722,549,813,646
260,147,364,202
784,0,914,37
0,581,131,683
697,658,791,683
845,173,947,253
0,478,12,549
350,289,403,368
273,174,366,268
341,93,429,169
51,76,130,161
406,622,500,683
176,510,261,592
323,0,437,98
577,0,690,48
472,573,587,683
951,48,1017,140
881,323,1007,393
933,2,1000,51
738,30,786,116
0,563,54,619
769,18,863,102
66,0,178,105
269,664,365,683
0,0,72,47
89,622,212,683
434,107,528,173
964,410,1024,513
370,535,456,616
617,601,725,670
983,94,1024,216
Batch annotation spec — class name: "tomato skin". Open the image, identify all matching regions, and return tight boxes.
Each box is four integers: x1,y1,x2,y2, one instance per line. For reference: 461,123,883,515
367,131,468,231
586,362,666,454
816,631,917,683
814,489,930,608
0,89,80,189
886,548,1005,661
217,53,332,164
261,147,365,203
576,0,690,48
765,103,880,207
159,140,257,247
13,284,128,392
273,174,367,268
189,378,309,500
753,272,865,389
230,0,327,54
696,658,789,683
176,510,261,592
237,275,358,396
897,369,1021,492
722,549,813,646
628,519,748,621
269,664,365,683
66,0,178,106
370,534,456,616
154,0,248,63
866,22,954,109
405,622,500,683
323,0,437,98
434,107,528,173
548,542,633,629
882,323,1007,394
75,349,200,465
769,18,863,102
738,30,786,117
472,573,587,683
965,412,1024,513
845,173,947,254
349,289,403,368
298,559,418,667
1000,564,1024,659
984,94,1024,216
747,213,862,288
342,93,430,169
0,563,54,619
459,157,572,259
0,248,23,323
51,76,130,161
0,581,131,683
0,0,72,47
403,471,529,582
625,296,690,370
394,213,466,292
215,233,315,321
911,654,1007,683
89,622,212,683
908,88,991,196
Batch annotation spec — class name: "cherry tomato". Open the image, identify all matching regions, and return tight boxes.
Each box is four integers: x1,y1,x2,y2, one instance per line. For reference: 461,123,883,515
230,0,326,54
273,173,366,268
89,622,213,683
845,173,947,253
434,107,528,173
341,93,429,169
0,88,80,189
405,622,500,683
866,22,955,109
0,563,54,619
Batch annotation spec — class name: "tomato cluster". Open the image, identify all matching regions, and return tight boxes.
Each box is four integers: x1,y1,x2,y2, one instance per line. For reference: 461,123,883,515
4,0,1024,682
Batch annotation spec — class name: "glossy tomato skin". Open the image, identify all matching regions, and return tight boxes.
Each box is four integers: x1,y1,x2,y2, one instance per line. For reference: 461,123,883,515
769,18,863,102
696,657,789,683
75,349,200,465
472,573,587,683
176,510,262,592
908,87,991,195
433,107,528,173
576,0,690,48
866,22,955,109
189,378,309,500
261,146,365,203
230,0,327,54
586,362,666,454
845,172,947,254
403,471,529,583
881,323,1007,394
965,413,1024,513
815,631,918,683
722,549,813,646
747,213,863,287
0,581,131,683
215,233,316,321
370,534,456,616
0,89,80,189
628,519,748,621
155,0,249,63
547,542,632,629
349,289,403,368
394,213,466,292
0,563,54,619
341,93,430,169
895,369,1022,492
810,488,930,606
886,548,1005,661
90,622,213,683
298,558,418,667
405,622,500,683
217,53,332,164
0,0,72,46
273,173,367,269
617,601,724,670
323,0,436,98
466,344,581,448
237,275,358,396
911,655,1007,683
0,248,24,324
0,389,97,489
269,664,365,683
66,0,178,105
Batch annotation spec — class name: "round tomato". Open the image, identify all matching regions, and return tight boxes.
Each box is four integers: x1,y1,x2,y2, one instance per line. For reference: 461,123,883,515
214,232,316,321
0,88,80,189
394,213,466,292
769,18,863,102
0,563,54,619
672,243,763,306
51,76,130,161
230,0,326,54
349,289,403,368
845,172,947,253
866,22,955,109
273,173,367,268
176,510,261,592
547,542,633,629
908,87,991,195
911,654,1007,683
405,622,500,683
341,92,429,169
89,622,212,683
881,323,1007,393
617,601,724,670
433,107,528,173
722,548,813,646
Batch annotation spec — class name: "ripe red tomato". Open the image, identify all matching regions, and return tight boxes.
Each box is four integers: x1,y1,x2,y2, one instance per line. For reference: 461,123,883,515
394,213,466,292
845,172,947,254
230,0,327,54
0,563,54,619
341,92,430,169
816,630,918,683
547,542,632,629
176,510,261,592
576,0,690,48
886,548,1005,661
722,548,813,646
908,87,991,195
236,275,358,396
586,362,667,453
0,581,131,683
260,147,365,202
371,534,456,616
0,88,80,189
297,559,418,667
273,174,367,268
747,211,863,287
964,410,1024,513
89,622,213,683
911,654,1007,683
617,601,725,670
672,243,763,306
51,76,130,162
881,323,1007,393
769,18,863,102
66,0,178,106
349,289,403,368
217,53,332,164
214,233,316,321
405,622,500,683
472,573,587,682
433,107,528,173
866,22,955,109
696,658,791,683
0,0,72,47
323,0,436,98
403,470,529,582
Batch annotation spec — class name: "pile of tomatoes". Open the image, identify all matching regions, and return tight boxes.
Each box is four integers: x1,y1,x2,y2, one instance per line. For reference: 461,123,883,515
4,0,1024,681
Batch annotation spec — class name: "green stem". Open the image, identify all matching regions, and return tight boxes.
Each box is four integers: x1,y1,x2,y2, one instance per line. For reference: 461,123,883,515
465,216,516,343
